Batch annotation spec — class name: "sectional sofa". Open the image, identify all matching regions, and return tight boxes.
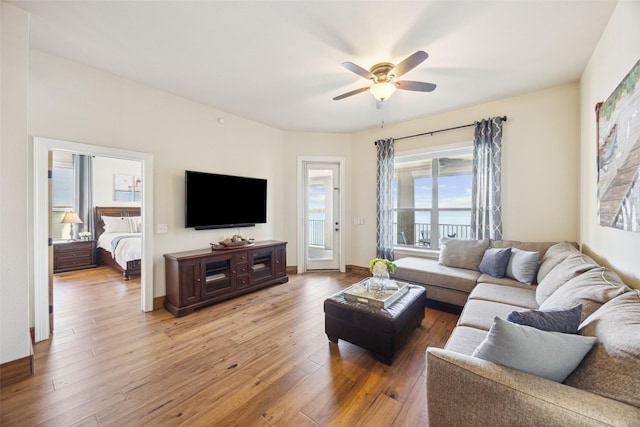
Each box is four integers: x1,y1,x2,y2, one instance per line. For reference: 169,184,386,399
393,239,640,425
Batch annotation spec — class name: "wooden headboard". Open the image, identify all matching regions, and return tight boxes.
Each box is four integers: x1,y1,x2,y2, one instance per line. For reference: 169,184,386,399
94,206,141,238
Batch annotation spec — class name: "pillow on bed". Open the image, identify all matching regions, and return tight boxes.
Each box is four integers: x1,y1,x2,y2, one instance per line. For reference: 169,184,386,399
102,216,130,233
127,216,142,233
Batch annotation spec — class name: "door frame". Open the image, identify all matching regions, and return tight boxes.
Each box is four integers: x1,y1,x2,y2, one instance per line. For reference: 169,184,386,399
296,156,346,273
33,136,154,342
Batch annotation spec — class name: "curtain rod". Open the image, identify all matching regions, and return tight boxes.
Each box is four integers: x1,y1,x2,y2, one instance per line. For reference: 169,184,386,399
392,116,507,142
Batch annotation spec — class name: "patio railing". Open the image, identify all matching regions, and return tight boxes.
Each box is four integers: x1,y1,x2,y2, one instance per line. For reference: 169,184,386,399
395,222,472,247
309,218,472,248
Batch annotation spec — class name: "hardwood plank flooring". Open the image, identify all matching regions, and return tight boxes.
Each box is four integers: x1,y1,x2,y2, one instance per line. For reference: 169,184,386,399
0,266,458,426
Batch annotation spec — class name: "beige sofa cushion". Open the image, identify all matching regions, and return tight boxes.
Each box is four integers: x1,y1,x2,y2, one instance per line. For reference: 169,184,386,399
457,299,525,331
392,257,480,294
539,267,631,321
535,253,599,305
477,274,533,289
565,290,640,408
444,325,488,355
537,242,580,283
439,238,489,270
469,283,538,309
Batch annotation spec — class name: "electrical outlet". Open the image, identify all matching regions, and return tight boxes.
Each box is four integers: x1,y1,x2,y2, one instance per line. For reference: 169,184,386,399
156,224,168,234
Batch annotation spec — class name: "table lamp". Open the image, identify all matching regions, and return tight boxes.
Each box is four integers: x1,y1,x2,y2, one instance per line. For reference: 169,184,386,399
61,211,83,241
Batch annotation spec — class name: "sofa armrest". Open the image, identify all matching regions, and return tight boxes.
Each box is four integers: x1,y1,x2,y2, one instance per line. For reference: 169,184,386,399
426,348,640,426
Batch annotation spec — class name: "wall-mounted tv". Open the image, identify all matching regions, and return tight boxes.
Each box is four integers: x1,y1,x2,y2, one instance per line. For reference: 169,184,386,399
185,170,267,230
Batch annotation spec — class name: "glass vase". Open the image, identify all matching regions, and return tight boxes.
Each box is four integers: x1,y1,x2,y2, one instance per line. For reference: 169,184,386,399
369,271,389,299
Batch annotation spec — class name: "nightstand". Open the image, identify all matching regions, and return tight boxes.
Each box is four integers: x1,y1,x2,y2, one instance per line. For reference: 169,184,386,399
53,240,97,273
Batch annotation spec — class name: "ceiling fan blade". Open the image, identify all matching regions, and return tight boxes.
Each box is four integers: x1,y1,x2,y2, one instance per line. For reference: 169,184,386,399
333,86,370,100
341,62,375,80
396,80,437,92
392,51,429,78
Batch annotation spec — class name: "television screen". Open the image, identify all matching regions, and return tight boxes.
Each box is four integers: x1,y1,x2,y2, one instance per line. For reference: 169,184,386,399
185,170,267,229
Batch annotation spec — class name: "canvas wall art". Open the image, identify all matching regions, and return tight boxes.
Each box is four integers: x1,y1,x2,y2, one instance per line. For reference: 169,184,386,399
597,59,640,232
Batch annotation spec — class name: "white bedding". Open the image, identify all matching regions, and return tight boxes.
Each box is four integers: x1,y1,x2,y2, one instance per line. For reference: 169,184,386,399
97,232,142,270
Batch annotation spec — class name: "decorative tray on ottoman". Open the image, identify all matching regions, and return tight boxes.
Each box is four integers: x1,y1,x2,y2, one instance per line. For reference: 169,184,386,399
343,279,409,309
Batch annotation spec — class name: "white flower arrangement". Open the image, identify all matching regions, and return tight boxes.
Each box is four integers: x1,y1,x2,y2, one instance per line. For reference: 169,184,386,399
369,258,397,275
78,231,92,240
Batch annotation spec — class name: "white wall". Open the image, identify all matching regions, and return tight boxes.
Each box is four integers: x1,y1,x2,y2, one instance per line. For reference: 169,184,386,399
580,0,640,289
29,49,287,299
0,2,31,364
282,132,353,267
350,84,581,269
92,156,142,207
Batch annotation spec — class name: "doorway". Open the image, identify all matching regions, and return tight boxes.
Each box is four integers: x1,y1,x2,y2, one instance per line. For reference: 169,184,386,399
298,157,345,272
33,137,154,342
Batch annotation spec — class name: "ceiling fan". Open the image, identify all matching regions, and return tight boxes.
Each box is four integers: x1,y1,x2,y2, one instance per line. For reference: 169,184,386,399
333,50,437,102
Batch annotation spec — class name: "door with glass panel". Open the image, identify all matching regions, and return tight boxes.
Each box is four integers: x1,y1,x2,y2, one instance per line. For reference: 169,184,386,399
304,162,340,270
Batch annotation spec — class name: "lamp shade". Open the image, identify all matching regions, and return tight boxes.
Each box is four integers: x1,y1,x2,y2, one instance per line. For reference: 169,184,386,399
61,211,83,224
369,82,397,101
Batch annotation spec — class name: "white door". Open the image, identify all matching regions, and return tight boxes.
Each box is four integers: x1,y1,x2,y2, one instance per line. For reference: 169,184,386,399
304,162,340,270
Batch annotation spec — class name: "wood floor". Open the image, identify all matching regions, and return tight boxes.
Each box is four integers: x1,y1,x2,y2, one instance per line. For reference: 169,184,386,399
0,266,459,427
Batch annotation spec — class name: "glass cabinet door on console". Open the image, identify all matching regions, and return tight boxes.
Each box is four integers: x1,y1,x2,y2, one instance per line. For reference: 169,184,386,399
250,248,274,284
201,255,233,299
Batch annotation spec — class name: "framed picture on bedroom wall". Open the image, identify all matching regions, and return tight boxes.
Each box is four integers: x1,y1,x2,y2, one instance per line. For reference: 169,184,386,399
114,174,142,202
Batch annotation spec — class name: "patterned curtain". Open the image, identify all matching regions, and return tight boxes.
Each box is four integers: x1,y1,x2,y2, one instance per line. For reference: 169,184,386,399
471,117,504,240
376,138,395,260
73,154,94,239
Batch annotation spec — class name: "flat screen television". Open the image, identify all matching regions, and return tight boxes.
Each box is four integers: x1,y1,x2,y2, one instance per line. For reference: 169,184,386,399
185,170,267,230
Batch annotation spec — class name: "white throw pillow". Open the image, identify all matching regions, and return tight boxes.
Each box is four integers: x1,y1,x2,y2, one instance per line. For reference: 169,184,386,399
472,316,596,382
102,216,130,233
127,216,142,233
505,248,539,284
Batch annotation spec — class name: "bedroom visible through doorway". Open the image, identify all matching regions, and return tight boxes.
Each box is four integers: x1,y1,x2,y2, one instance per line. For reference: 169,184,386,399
34,137,154,343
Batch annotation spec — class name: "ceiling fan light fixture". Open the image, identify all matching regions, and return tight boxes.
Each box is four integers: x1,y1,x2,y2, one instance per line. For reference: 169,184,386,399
369,82,396,101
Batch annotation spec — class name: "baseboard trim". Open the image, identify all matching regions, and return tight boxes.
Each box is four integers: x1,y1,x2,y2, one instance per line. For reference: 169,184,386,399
286,266,297,275
153,296,165,311
0,355,33,386
348,265,369,275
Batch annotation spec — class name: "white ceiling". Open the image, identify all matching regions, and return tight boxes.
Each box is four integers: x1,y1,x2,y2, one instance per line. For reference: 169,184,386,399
8,0,617,133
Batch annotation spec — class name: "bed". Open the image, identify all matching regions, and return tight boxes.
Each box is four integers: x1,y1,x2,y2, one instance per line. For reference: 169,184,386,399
94,206,142,280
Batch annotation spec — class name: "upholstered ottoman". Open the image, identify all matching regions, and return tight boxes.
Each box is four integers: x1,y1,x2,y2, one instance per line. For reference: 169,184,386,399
324,285,426,364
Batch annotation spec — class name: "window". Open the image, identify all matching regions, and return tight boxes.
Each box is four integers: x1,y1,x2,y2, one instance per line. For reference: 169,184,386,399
393,146,472,249
52,159,74,240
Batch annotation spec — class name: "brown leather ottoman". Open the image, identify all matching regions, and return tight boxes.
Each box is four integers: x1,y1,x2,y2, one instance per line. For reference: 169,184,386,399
324,285,426,364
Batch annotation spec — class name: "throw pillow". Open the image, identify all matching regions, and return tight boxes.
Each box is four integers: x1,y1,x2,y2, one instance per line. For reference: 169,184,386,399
472,316,597,382
539,267,631,321
438,238,490,270
127,216,142,233
535,253,599,306
506,304,583,334
565,290,640,408
505,248,539,284
478,247,512,278
102,216,130,233
536,242,579,283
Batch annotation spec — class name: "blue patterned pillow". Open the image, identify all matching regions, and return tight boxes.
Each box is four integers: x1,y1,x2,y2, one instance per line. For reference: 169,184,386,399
507,304,583,334
478,247,512,278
